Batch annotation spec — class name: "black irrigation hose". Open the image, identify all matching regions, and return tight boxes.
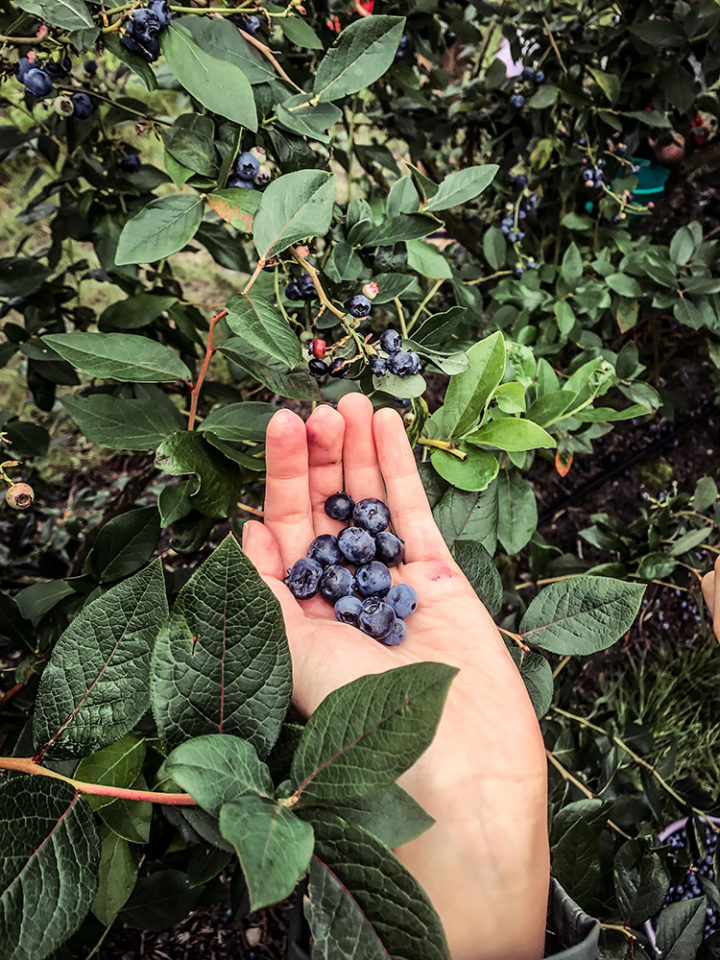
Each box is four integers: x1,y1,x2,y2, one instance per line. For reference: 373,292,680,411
538,397,719,525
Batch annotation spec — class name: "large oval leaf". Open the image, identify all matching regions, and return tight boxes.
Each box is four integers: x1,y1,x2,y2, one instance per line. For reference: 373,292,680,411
161,23,257,129
253,170,336,259
16,0,93,30
32,561,168,759
424,164,499,212
225,293,302,367
115,194,204,266
43,333,191,383
0,777,99,960
313,16,406,102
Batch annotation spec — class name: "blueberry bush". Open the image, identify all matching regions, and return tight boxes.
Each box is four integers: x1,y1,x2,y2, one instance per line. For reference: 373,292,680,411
1,0,719,956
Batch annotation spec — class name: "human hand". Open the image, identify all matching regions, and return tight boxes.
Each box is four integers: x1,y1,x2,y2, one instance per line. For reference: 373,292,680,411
701,556,720,641
243,393,549,960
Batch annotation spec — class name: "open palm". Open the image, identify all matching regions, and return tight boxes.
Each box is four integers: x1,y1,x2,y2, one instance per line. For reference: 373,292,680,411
243,393,550,960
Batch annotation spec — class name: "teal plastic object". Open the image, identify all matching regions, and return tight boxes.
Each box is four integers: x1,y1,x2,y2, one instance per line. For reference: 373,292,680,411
627,157,670,219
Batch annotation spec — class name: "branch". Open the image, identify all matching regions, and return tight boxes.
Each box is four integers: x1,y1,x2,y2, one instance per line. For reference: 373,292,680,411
290,246,346,320
545,749,632,840
240,28,305,93
0,757,196,805
187,308,228,430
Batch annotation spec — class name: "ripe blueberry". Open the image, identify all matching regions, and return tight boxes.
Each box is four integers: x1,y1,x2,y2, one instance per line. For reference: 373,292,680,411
241,14,260,34
353,497,390,534
16,57,33,82
395,34,410,61
45,56,71,78
307,534,342,567
375,531,404,566
370,356,387,376
358,598,396,639
286,282,302,300
122,9,162,61
5,482,34,510
119,153,141,173
337,526,376,564
297,274,315,297
533,69,545,83
84,59,97,75
383,618,406,645
147,0,172,27
347,294,372,318
334,595,363,627
387,583,417,619
309,358,328,379
329,358,347,378
521,65,535,79
356,560,392,598
325,492,354,522
509,94,524,109
284,557,323,599
227,174,254,189
235,151,260,180
582,169,594,181
387,350,419,378
23,68,53,98
319,564,356,605
379,328,402,354
71,92,93,119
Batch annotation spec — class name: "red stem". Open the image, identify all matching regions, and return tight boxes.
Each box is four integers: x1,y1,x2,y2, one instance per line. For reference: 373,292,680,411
187,309,227,431
0,677,29,712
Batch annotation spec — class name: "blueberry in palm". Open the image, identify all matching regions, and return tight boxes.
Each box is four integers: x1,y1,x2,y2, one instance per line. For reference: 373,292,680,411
334,595,363,626
383,618,407,645
375,531,404,566
284,557,323,600
356,561,392,598
325,492,354,522
337,526,376,564
307,534,342,567
319,564,356,605
358,598,396,639
352,497,390,534
387,583,418,619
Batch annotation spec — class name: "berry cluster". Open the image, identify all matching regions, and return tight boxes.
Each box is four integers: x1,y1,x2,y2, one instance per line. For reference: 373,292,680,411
227,149,270,190
287,273,316,300
283,493,417,644
121,0,172,63
16,55,95,116
660,823,719,938
370,328,421,379
581,156,606,190
500,179,539,274
509,65,546,109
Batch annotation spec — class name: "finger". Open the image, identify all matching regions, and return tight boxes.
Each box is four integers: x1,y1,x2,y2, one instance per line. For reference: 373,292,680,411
306,404,346,534
337,393,385,504
264,409,314,569
373,406,453,563
242,520,284,580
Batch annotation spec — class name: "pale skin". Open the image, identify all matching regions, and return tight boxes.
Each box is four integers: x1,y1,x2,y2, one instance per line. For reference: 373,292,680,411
701,555,720,642
242,392,550,960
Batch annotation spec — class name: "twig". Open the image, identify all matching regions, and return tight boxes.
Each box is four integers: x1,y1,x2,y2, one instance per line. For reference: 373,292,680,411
467,269,514,285
394,297,408,339
497,625,530,651
417,437,468,461
552,655,571,679
187,309,228,430
599,923,637,941
542,16,567,73
0,674,32,712
552,707,720,833
290,247,346,320
546,749,633,840
237,501,264,517
0,756,196,805
408,279,444,332
240,29,305,93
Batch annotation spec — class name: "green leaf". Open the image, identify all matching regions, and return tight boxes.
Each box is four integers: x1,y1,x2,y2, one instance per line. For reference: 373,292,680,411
606,273,643,298
115,194,204,266
225,293,302,367
655,897,707,959
61,392,183,450
179,16,275,84
279,15,324,49
219,339,321,401
99,293,177,331
496,469,537,555
99,777,152,844
161,23,257,129
494,381,526,413
509,648,553,718
551,819,600,907
307,813,448,960
614,839,669,924
74,735,146,811
151,536,291,756
411,306,468,352
276,95,342,144
92,827,138,925
369,215,440,246
670,526,711,556
430,446,499,492
313,16,406,102
32,563,167,759
196,401,277,443
466,417,555,452
669,225,698,265
87,507,161,583
289,662,457,804
0,776,99,960
433,482,498,555
692,477,718,511
310,784,434,849
0,257,49,297
527,84,558,108
253,170,336,259
519,576,645,655
441,332,506,438
162,113,217,177
119,869,197,930
155,431,241,518
16,0,93,30
453,539,502,615
104,31,156,90
588,67,620,103
561,242,583,289
483,226,506,270
424,164,499,212
166,734,273,816
219,795,313,910
405,238,452,278
44,333,190,383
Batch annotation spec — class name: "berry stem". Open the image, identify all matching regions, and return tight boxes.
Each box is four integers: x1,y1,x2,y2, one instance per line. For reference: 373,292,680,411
290,246,346,320
407,279,444,332
416,437,467,460
541,16,567,73
236,501,265,517
393,297,408,339
0,756,196,805
187,308,228,431
240,29,305,93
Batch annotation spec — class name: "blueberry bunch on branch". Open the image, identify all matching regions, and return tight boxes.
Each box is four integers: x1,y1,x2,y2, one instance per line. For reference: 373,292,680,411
657,821,719,938
121,0,172,63
283,493,417,645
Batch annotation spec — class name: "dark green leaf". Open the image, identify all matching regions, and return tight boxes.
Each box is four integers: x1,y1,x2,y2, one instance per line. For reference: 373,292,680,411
219,339,321,401
197,401,277,443
87,507,161,583
276,95,342,144
74,735,146,812
561,242,583,289
430,446,499,492
225,293,302,367
509,648,553,718
614,839,669,924
496,469,538,555
0,257,49,297
453,539,502,615
92,826,138,925
313,16,406,102
99,293,176,331
151,536,292,756
279,15,323,49
656,897,707,959
162,113,217,177
309,784,434,849
119,870,197,931
424,164,498,212
179,16,275,84
61,392,183,450
16,0,93,29
433,482,498,555
155,431,241,518
115,194,204,266
253,170,336,258
44,333,190,383
551,819,600,907
441,332,505,438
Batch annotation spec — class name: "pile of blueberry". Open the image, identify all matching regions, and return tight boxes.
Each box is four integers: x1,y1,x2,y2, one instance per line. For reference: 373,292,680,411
121,0,172,63
227,149,270,190
283,493,417,645
370,328,421,379
658,821,719,939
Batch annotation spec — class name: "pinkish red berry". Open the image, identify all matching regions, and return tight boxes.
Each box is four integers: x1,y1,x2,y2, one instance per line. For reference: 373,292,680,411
6,483,34,510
